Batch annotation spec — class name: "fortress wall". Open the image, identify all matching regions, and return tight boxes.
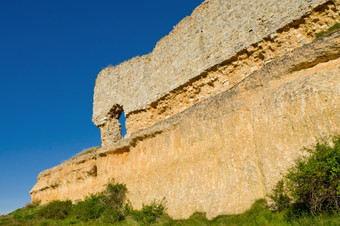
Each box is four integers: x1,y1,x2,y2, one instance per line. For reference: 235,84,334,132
93,0,340,145
31,32,340,219
125,3,340,136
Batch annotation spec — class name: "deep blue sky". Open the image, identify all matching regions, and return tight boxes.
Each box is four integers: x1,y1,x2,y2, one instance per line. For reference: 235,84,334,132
0,0,203,214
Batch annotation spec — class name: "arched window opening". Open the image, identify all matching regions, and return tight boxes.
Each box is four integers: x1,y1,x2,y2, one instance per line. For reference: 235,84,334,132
119,111,127,137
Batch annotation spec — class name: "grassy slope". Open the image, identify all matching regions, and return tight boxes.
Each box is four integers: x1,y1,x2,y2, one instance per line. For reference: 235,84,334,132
1,200,340,225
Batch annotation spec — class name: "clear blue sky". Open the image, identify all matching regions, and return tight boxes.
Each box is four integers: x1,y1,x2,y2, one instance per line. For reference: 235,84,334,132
0,0,203,214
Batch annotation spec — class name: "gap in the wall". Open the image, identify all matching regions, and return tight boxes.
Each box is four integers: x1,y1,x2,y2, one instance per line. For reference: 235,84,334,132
119,111,127,137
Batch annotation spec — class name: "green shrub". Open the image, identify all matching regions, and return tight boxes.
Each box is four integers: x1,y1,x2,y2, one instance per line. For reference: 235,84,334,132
23,200,41,210
99,180,128,222
71,180,128,222
270,136,340,215
99,179,127,210
131,199,166,224
100,207,125,223
268,180,290,211
186,212,210,225
71,194,104,221
37,200,72,220
243,199,268,216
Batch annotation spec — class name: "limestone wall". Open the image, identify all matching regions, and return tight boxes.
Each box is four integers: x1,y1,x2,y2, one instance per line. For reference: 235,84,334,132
93,0,340,145
31,32,340,219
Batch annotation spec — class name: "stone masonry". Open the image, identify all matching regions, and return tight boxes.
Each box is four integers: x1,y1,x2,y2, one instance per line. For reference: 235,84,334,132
93,0,339,145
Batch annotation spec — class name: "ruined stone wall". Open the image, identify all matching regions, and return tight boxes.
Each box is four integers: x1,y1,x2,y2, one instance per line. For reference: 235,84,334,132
31,32,340,219
93,0,339,145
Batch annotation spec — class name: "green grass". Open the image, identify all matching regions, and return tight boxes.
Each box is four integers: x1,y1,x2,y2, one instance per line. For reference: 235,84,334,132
2,199,340,225
154,200,340,226
316,23,340,39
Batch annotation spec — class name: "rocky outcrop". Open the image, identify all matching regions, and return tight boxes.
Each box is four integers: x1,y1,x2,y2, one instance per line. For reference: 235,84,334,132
93,0,339,145
31,31,340,219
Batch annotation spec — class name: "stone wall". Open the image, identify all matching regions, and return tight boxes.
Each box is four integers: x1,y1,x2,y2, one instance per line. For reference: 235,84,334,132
93,0,340,145
31,31,340,219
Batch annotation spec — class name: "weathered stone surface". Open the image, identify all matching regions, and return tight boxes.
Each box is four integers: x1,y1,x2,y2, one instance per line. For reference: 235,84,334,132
31,32,340,219
93,0,339,143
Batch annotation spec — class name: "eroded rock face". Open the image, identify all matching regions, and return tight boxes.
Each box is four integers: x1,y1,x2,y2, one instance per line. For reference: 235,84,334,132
93,0,339,144
31,32,340,219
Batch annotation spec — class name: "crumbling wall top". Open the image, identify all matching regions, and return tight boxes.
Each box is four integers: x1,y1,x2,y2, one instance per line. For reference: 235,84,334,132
92,0,330,127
